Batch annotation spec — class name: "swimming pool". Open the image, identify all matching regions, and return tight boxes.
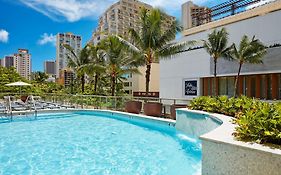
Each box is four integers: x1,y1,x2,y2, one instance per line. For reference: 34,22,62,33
0,111,202,175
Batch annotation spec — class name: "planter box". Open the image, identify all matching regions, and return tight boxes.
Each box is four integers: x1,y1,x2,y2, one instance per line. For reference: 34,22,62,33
125,101,142,114
143,102,163,117
170,104,187,120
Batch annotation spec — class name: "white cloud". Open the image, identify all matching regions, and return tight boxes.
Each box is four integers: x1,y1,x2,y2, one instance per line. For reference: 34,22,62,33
0,29,9,43
19,0,115,22
246,0,275,9
38,33,56,46
19,0,210,22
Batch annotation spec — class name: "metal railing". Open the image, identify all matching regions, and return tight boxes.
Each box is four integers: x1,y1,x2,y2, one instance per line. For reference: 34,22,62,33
0,93,191,117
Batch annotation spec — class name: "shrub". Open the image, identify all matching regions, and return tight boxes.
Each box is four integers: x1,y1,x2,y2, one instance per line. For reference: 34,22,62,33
189,96,281,145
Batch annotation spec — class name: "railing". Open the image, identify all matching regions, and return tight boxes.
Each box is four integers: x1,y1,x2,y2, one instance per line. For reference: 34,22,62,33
0,93,191,117
192,0,279,24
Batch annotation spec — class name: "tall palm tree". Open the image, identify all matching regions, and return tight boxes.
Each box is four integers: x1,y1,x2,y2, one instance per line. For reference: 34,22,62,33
230,35,267,97
122,8,193,96
99,36,139,96
63,44,91,93
203,28,232,96
80,44,106,94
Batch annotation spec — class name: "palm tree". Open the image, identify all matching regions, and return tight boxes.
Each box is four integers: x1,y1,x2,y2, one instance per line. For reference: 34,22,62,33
229,35,267,97
122,8,193,96
32,71,48,83
79,44,106,94
63,44,91,93
203,28,232,96
99,36,139,96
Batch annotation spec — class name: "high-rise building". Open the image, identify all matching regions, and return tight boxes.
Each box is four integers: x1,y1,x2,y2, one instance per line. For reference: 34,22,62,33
92,0,176,97
0,49,31,80
92,0,175,43
1,55,15,68
57,68,75,87
44,60,56,76
56,32,81,77
14,49,31,80
182,1,212,30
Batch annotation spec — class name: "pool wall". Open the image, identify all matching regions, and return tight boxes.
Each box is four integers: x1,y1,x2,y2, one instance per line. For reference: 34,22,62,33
175,109,222,138
176,109,281,175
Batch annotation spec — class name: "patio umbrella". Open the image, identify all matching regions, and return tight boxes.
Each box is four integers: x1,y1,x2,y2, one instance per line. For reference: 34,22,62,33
5,81,32,94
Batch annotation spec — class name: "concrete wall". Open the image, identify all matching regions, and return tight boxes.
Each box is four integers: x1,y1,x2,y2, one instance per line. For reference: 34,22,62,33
160,8,281,99
202,140,281,175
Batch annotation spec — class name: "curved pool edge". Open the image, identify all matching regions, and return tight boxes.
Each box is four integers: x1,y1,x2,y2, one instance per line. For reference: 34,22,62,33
176,108,281,155
8,108,176,127
176,108,281,175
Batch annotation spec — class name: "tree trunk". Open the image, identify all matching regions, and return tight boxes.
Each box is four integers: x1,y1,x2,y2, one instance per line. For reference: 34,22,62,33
111,76,116,96
234,63,243,97
145,64,151,96
213,58,218,96
94,74,98,93
81,74,85,93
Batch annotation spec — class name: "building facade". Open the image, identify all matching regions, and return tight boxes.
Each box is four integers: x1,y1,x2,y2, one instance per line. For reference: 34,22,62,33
56,32,81,77
1,55,15,68
0,49,31,80
92,0,175,97
57,68,75,87
160,0,281,100
92,0,174,43
182,1,211,30
44,60,56,76
123,63,160,97
14,49,32,80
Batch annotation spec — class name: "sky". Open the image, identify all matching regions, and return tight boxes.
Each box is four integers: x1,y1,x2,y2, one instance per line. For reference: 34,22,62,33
0,0,271,71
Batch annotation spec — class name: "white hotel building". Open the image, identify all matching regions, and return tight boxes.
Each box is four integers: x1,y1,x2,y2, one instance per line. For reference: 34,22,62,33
160,0,281,100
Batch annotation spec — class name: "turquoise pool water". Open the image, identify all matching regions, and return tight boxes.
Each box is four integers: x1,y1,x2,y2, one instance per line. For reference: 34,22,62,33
0,111,201,175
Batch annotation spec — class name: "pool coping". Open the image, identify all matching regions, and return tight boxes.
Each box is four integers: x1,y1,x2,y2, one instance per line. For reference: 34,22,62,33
176,108,281,155
6,108,176,126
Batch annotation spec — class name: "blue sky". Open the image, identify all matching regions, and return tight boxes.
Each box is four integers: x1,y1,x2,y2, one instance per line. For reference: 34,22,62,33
0,0,267,71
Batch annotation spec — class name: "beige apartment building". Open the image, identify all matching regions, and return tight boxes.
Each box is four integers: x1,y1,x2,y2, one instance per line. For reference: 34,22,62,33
182,1,212,30
92,0,175,43
92,0,175,97
56,32,81,79
0,49,31,80
14,49,31,80
124,63,160,97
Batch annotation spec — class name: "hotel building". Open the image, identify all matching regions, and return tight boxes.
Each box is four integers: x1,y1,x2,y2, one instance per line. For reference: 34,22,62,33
0,49,31,80
1,55,15,68
182,1,212,30
14,49,32,80
92,0,175,43
160,0,281,100
44,60,56,76
57,68,75,87
92,0,175,97
56,33,81,78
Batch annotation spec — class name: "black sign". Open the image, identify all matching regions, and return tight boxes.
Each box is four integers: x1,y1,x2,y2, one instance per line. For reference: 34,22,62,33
184,80,197,96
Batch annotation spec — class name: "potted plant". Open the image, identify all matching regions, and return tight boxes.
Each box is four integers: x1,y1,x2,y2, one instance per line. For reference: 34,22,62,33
143,102,163,117
125,101,142,114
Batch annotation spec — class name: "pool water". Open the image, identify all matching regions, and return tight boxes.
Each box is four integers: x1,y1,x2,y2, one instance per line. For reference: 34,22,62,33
0,111,201,175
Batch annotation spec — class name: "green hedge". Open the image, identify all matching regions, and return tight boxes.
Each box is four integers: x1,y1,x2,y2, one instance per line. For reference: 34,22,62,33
189,96,281,145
